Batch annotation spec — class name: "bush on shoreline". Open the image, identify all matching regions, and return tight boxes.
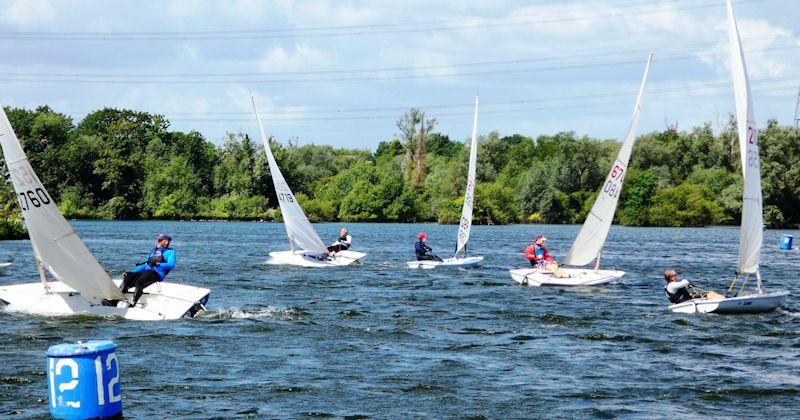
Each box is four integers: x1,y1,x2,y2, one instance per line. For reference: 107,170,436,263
2,106,799,229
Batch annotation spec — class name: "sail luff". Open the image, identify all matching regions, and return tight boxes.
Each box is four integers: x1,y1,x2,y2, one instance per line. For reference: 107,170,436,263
454,96,479,257
250,95,328,255
0,106,124,300
727,0,762,273
563,52,653,266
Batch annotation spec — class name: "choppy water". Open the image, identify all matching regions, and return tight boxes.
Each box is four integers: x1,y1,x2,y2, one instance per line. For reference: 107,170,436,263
1,221,799,418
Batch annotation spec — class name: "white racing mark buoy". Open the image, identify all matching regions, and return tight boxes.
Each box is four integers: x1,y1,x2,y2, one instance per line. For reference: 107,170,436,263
46,340,123,419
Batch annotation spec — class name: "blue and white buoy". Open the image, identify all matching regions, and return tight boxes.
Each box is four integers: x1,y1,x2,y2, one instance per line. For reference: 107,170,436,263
780,234,793,250
46,340,122,419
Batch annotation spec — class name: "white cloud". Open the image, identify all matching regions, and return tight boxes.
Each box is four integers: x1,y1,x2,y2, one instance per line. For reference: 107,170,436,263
1,0,56,27
259,43,331,72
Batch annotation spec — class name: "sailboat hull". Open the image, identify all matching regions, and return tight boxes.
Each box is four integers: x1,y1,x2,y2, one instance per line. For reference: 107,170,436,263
668,291,789,314
509,267,624,287
406,256,484,269
0,280,210,321
267,250,366,267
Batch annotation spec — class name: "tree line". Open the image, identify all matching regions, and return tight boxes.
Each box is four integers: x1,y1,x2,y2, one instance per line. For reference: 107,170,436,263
0,105,798,239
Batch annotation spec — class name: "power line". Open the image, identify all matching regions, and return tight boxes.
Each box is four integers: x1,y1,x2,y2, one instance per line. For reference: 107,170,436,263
58,76,799,122
0,33,792,79
0,0,767,41
1,44,797,85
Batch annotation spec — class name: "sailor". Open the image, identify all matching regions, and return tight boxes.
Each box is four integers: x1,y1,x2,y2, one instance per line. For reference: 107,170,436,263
105,234,175,308
663,268,724,304
415,233,442,262
524,234,555,269
327,228,352,254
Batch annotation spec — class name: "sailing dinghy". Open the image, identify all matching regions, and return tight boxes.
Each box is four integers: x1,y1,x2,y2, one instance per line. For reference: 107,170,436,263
408,96,484,269
0,106,209,320
510,53,653,286
251,95,366,267
669,0,788,314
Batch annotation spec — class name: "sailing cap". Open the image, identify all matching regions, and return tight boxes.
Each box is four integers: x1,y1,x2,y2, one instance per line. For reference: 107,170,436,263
417,232,427,240
156,233,172,242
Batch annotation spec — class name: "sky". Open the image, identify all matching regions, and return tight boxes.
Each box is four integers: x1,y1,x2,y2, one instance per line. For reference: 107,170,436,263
0,0,797,149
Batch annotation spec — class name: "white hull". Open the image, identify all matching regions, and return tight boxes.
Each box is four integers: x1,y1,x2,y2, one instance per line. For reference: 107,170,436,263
509,267,624,286
0,262,11,271
0,280,210,321
267,250,366,267
406,256,484,269
668,291,789,314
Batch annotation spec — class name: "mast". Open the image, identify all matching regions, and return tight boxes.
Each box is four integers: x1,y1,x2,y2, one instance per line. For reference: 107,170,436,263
31,241,50,293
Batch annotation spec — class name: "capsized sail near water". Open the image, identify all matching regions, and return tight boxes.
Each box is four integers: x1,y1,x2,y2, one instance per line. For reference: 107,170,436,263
0,107,124,301
727,0,762,274
251,94,328,256
563,52,653,267
454,96,479,257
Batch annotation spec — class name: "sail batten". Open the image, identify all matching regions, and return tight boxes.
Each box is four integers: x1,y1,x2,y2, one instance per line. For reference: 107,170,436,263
727,0,762,274
563,52,653,267
251,95,328,256
454,96,479,257
0,107,124,300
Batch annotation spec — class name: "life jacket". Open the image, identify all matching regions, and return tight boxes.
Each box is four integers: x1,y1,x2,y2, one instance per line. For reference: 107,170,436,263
664,283,693,304
336,235,351,249
415,241,430,257
147,246,172,276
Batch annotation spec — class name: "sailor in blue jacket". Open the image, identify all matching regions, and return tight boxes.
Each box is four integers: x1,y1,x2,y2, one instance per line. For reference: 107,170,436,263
116,233,176,307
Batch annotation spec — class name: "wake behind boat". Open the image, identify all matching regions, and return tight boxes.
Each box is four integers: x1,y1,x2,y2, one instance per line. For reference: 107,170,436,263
511,53,653,287
251,94,366,268
668,1,788,314
407,96,484,269
0,105,209,320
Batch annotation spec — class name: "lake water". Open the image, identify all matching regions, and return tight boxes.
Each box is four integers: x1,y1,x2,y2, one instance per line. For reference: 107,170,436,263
1,221,799,418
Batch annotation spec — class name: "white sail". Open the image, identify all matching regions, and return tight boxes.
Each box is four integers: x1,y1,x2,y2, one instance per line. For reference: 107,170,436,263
0,107,124,300
727,0,762,274
250,95,328,256
564,52,653,266
454,96,479,256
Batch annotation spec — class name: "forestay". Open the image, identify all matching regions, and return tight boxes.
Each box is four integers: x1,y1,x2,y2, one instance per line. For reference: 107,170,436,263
454,96,479,256
564,53,653,266
251,95,328,255
727,0,762,274
0,107,124,301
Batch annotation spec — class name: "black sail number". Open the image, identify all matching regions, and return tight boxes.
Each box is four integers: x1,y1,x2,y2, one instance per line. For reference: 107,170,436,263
18,188,52,211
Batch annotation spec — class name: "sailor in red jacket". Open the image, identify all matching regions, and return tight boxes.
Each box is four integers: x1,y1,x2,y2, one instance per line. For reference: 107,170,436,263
524,234,555,269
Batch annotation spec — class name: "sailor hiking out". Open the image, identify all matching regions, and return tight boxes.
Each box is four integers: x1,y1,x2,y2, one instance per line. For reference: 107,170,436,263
104,234,175,307
327,228,352,254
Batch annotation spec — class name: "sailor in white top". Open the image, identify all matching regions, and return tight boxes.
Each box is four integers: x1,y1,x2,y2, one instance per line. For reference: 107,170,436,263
327,228,352,254
663,268,725,304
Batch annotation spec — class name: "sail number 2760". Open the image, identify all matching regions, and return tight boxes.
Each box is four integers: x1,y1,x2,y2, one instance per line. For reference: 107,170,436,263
18,188,52,210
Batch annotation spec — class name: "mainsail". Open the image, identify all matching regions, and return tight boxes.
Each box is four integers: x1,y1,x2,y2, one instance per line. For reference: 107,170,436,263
727,0,762,274
251,95,328,255
454,96,479,256
0,107,124,300
564,52,653,266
